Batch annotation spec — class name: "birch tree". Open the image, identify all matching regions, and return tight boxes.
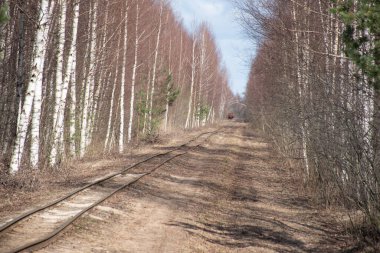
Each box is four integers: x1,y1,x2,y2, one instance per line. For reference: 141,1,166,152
239,0,380,230
1,0,232,175
119,2,129,152
128,1,141,143
105,30,122,152
80,0,97,157
185,36,197,129
148,0,163,132
68,1,80,157
50,0,68,165
9,0,53,173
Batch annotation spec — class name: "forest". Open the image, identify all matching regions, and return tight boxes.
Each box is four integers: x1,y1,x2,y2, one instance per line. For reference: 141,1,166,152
239,0,380,236
0,0,380,250
0,0,232,174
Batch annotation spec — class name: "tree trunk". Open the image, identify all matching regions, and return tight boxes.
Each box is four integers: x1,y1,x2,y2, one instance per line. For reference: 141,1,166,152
128,2,140,143
80,0,97,157
69,1,80,157
185,37,196,129
119,4,129,153
105,27,123,152
164,38,172,132
50,0,68,166
9,0,53,173
197,30,206,128
291,1,310,180
105,72,117,151
148,1,163,131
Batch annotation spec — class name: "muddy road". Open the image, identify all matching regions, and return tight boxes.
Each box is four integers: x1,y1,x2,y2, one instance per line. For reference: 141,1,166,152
36,122,352,253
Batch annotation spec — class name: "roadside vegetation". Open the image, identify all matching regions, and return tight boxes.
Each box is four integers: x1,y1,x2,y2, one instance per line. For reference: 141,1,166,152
238,0,379,247
0,0,232,177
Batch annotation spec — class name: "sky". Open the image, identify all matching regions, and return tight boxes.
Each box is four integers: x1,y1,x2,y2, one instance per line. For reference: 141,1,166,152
170,0,254,96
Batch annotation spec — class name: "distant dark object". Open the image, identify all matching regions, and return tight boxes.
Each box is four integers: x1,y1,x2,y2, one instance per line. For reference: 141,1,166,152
227,113,234,120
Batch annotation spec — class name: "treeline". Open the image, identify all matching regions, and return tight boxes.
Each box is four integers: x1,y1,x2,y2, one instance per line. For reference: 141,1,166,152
0,0,232,174
239,0,379,230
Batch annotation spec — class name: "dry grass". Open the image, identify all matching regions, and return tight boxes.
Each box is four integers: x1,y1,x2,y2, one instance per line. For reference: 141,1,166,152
0,151,132,221
0,126,218,223
245,122,380,251
12,122,361,252
337,211,380,252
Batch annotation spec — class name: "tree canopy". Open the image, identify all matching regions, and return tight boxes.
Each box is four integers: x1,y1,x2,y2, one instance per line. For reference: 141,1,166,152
333,0,380,89
0,2,9,25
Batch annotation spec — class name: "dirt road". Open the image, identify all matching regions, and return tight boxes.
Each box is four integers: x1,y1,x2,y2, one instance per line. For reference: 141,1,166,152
38,122,352,252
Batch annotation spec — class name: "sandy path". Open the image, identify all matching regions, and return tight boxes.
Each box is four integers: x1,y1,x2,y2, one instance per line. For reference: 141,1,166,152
38,122,352,253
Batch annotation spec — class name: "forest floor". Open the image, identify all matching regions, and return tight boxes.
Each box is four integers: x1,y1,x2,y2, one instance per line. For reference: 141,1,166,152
0,122,371,252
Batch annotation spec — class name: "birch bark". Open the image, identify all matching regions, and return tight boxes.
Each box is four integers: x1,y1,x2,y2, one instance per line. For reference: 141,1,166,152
143,68,151,134
10,0,53,173
148,1,163,131
87,0,102,150
185,37,196,129
198,30,207,127
90,1,110,140
291,1,310,180
172,30,183,127
105,28,123,151
80,0,97,157
105,73,117,151
50,0,68,165
119,5,129,153
10,5,25,157
164,37,172,132
128,2,140,143
69,1,80,157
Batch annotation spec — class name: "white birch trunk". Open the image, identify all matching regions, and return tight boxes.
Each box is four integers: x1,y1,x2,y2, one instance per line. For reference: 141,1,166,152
31,1,56,168
69,1,80,157
318,0,331,78
332,18,340,89
164,38,172,132
90,1,109,137
69,74,76,156
80,77,90,157
80,1,97,157
192,89,198,128
197,31,206,127
164,89,170,131
292,2,310,180
95,0,109,102
50,0,68,165
178,31,183,90
143,68,151,134
86,1,100,149
128,3,139,143
119,6,129,153
219,87,226,119
105,26,123,151
172,31,183,127
105,73,117,151
148,1,163,131
10,0,53,173
185,37,197,129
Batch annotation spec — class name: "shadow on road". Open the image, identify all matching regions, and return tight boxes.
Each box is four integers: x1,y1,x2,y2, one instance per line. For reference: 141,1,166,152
128,124,356,252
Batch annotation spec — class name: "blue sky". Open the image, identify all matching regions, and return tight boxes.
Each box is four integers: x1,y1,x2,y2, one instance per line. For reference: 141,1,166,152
170,0,254,96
